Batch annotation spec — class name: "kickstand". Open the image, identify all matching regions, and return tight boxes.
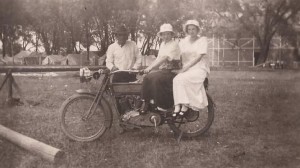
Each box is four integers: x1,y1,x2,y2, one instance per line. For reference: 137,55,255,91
177,130,183,143
153,117,159,134
175,117,185,143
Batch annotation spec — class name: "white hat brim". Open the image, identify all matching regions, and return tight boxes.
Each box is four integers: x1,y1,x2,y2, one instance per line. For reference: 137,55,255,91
183,20,200,33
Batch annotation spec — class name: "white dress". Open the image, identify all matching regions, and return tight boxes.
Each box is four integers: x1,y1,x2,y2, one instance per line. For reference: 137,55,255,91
173,36,210,110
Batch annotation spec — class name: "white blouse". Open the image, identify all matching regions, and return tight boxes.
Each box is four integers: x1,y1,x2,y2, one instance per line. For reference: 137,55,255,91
179,36,210,73
156,40,180,70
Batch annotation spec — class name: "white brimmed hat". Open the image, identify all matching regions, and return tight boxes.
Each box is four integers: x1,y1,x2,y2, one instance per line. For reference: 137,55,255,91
157,24,175,37
183,20,200,33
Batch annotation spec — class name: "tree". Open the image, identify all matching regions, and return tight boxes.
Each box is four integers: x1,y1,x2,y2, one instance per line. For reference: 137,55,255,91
137,0,214,55
0,0,27,56
208,0,300,64
137,0,184,55
90,0,139,55
18,25,35,51
60,0,83,54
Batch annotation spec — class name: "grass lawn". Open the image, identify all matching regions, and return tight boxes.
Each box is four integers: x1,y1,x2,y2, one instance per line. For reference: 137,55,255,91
0,70,299,168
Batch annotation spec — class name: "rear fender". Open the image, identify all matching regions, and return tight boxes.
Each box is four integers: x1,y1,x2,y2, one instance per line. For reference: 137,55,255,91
75,89,113,129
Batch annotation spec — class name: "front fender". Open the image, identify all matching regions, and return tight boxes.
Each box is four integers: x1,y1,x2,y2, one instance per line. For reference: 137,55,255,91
76,89,96,95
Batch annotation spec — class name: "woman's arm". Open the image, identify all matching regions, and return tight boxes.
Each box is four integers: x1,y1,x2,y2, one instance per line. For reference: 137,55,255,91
144,55,168,73
179,37,207,73
179,54,205,73
132,43,142,70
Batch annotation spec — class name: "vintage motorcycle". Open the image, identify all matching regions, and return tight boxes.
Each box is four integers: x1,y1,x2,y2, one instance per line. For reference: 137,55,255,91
59,68,215,142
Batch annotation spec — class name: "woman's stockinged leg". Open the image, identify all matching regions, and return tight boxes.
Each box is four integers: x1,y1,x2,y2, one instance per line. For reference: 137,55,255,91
174,104,181,113
172,74,190,116
181,104,188,111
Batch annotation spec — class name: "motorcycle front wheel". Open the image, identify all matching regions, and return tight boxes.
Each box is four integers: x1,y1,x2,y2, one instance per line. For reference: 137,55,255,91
60,94,111,142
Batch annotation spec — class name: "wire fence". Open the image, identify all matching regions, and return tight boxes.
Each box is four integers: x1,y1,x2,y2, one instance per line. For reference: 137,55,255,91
207,36,295,67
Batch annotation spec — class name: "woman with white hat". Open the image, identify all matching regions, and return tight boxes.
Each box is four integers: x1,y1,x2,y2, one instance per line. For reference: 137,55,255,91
140,23,180,113
172,20,209,116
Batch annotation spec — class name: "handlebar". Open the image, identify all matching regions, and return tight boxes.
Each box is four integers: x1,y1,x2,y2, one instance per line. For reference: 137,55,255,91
110,69,143,74
81,67,181,82
97,69,144,75
80,67,144,81
90,69,144,80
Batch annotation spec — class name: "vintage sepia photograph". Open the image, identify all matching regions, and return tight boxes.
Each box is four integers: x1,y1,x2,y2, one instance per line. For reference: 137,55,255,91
0,0,299,167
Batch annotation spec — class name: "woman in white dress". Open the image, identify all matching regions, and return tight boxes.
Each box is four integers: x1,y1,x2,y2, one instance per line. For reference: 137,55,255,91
173,20,209,116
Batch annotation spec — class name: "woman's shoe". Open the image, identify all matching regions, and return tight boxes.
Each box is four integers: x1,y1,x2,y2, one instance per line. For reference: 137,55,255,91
172,111,180,117
179,110,187,116
172,110,187,118
140,101,149,115
173,105,181,117
178,105,189,116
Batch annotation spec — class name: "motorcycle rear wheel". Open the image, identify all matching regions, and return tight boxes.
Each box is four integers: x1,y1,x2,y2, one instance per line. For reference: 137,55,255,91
168,94,214,138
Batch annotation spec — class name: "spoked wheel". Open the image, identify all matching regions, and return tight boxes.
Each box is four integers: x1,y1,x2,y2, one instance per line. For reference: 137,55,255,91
168,94,215,138
60,94,111,142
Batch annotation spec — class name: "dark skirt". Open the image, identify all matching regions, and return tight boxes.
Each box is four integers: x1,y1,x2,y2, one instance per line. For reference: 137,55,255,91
141,70,176,109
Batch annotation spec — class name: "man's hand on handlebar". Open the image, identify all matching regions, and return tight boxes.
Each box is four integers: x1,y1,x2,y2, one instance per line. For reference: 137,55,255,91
108,69,143,75
143,67,152,74
111,66,119,72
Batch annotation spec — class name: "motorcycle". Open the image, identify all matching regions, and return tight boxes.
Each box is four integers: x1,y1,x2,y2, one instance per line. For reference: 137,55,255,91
60,69,215,142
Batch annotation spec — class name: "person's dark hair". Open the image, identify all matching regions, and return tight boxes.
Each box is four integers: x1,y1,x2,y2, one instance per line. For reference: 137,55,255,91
113,25,129,35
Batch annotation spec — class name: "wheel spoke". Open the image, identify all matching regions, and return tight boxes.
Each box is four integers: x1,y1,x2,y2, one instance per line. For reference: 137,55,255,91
61,94,109,142
168,94,214,138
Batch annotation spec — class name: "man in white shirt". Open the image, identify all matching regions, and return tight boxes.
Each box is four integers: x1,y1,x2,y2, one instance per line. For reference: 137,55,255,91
106,25,142,83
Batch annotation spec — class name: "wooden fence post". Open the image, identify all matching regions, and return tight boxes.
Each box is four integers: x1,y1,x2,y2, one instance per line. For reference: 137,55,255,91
0,124,65,165
7,71,13,103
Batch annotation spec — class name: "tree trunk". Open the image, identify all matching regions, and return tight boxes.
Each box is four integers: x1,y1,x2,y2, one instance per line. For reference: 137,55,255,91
258,43,271,64
52,30,58,55
71,28,78,54
73,40,79,54
22,41,25,50
256,29,274,64
100,22,109,56
2,25,8,57
35,33,39,52
2,37,6,57
9,38,13,57
130,28,136,42
85,20,90,65
40,32,51,55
